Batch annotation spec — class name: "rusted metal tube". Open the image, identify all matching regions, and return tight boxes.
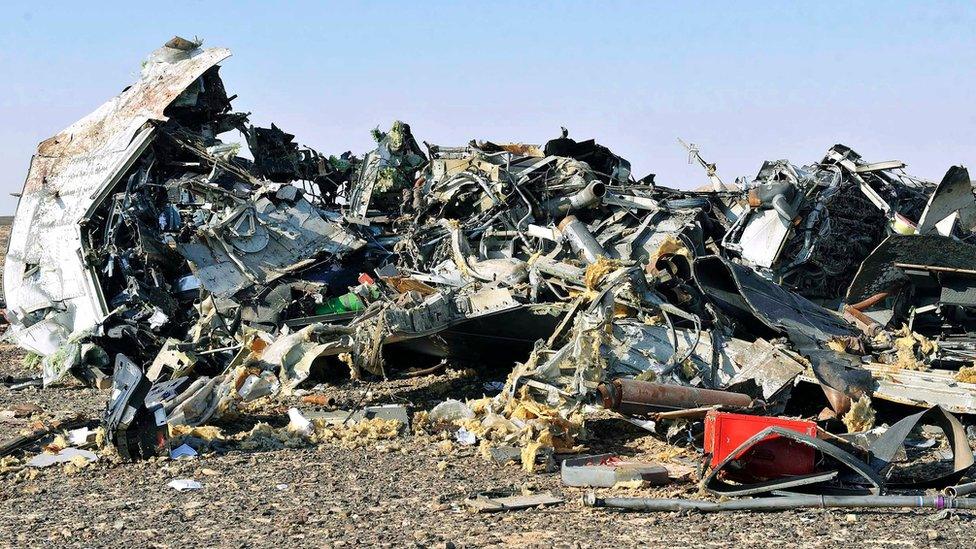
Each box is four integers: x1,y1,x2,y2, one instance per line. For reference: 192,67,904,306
848,291,889,312
843,305,882,337
557,215,605,265
597,378,752,415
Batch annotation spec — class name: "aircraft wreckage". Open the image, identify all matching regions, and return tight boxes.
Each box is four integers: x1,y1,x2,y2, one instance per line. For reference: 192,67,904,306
5,37,976,502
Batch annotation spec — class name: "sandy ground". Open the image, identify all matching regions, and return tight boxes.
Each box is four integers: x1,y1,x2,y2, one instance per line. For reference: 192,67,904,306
0,223,973,548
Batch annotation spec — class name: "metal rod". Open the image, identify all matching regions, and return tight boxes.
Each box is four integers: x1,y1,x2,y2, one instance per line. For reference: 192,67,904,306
945,481,976,498
894,263,976,276
583,493,976,512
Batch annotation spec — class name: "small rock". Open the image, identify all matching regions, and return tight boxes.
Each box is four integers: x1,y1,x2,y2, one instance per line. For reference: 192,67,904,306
845,513,856,523
927,530,940,541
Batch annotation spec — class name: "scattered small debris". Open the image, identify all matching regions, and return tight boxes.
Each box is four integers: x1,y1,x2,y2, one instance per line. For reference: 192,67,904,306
455,428,476,446
287,408,314,437
464,489,563,513
167,479,203,492
67,427,96,447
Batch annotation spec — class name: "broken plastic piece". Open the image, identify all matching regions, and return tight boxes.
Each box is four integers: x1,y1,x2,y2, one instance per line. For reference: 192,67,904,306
170,444,198,460
455,428,476,446
67,427,95,446
28,448,98,468
287,408,313,436
429,400,475,422
167,479,203,492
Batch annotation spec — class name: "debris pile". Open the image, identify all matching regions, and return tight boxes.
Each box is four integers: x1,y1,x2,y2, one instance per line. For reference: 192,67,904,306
4,38,976,513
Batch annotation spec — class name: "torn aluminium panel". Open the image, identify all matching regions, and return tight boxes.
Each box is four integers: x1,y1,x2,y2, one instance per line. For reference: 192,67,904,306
3,47,232,355
916,166,975,235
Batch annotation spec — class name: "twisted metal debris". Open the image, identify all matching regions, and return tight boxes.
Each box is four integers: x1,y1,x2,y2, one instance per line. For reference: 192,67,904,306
4,38,976,465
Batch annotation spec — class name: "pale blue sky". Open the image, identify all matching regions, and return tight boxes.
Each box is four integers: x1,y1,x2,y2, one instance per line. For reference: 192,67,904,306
2,1,974,213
